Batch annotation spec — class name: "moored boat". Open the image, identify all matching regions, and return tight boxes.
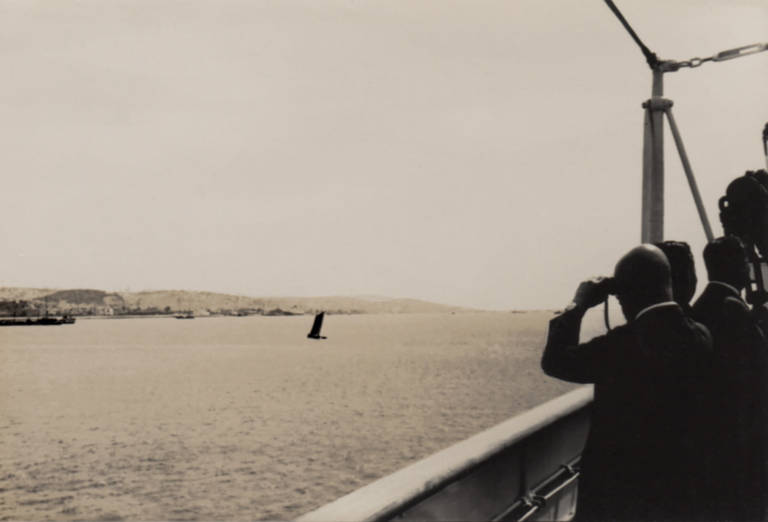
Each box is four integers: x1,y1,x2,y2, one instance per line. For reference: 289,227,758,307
0,317,64,326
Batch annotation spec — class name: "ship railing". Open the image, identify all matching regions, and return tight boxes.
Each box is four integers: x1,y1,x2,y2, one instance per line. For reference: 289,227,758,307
298,385,593,522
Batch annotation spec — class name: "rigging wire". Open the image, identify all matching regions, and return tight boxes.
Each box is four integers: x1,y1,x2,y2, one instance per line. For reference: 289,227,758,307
603,0,767,72
602,0,659,69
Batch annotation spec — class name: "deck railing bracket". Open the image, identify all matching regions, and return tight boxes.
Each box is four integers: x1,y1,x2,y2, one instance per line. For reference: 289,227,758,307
522,492,546,509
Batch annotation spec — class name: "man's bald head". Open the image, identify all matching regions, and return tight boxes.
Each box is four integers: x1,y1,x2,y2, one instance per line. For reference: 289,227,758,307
614,244,674,320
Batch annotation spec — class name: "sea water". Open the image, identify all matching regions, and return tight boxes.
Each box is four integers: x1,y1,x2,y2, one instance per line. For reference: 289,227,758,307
0,311,602,520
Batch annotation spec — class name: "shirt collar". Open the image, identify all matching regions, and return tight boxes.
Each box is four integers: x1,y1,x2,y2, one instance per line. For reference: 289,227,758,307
634,301,679,321
707,281,742,299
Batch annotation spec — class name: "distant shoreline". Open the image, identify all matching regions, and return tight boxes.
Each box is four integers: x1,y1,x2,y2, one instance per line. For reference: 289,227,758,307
0,287,484,317
0,309,544,323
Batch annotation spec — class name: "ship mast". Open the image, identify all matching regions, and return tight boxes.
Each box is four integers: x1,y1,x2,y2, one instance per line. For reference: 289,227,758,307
604,0,768,243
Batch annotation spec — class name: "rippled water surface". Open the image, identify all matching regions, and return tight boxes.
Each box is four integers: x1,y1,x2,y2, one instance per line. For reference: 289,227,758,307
0,312,599,520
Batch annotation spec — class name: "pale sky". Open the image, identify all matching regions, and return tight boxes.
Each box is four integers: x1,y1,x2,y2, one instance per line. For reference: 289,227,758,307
1,0,766,310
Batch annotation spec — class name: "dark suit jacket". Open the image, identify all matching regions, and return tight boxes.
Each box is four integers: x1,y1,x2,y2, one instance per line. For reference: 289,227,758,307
691,282,768,520
542,303,712,521
756,304,768,337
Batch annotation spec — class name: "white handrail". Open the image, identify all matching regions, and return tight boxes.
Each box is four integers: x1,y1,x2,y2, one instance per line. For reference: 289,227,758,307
298,385,594,522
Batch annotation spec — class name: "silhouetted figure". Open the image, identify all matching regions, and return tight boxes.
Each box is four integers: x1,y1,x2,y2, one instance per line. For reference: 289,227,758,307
542,244,712,522
691,236,768,521
719,169,768,332
720,170,768,261
307,312,327,339
654,240,697,314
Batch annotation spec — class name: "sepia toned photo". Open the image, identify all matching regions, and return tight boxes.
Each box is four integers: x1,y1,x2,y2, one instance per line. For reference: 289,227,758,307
1,1,766,520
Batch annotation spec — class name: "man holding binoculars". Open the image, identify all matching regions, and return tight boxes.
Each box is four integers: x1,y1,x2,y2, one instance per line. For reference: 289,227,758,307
542,244,712,522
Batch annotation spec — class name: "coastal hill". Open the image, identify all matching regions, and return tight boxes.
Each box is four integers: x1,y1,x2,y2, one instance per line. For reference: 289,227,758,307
0,287,471,316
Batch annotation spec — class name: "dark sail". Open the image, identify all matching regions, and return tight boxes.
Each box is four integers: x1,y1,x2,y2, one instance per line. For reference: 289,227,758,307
307,312,326,339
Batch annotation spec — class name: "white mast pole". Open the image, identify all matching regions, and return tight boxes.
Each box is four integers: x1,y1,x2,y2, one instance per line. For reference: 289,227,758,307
641,70,666,243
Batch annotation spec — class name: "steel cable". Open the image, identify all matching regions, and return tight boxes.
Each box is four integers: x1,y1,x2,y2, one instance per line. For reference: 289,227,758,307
603,0,659,69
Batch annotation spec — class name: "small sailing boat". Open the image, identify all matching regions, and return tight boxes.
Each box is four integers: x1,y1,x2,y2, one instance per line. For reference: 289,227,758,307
307,312,327,339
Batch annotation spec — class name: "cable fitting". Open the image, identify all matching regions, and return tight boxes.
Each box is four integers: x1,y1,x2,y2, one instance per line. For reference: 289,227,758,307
713,43,768,62
658,42,767,73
